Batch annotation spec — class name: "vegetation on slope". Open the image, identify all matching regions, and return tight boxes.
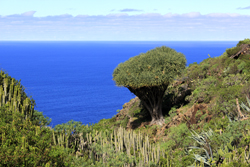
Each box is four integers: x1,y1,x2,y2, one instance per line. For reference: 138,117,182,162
1,38,250,166
0,72,72,166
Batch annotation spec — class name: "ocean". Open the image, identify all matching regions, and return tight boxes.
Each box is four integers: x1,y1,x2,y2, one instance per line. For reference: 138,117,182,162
0,41,238,127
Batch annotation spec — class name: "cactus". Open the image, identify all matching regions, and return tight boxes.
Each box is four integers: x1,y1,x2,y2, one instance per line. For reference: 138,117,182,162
52,129,56,145
2,132,5,145
51,120,165,166
35,126,40,136
3,77,8,100
21,136,26,149
0,71,35,120
0,85,3,107
83,126,164,166
8,82,14,101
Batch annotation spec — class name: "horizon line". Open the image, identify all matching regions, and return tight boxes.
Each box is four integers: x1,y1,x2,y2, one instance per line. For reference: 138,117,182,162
0,40,240,42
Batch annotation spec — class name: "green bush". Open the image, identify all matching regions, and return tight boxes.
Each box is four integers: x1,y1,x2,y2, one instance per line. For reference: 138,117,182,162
32,110,52,126
187,64,206,80
226,46,242,57
0,107,71,166
161,123,191,150
188,119,250,166
236,38,250,47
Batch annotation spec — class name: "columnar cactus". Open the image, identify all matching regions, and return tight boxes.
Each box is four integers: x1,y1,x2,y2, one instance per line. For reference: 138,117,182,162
0,86,4,107
21,136,26,149
84,126,163,166
0,71,35,119
3,77,8,100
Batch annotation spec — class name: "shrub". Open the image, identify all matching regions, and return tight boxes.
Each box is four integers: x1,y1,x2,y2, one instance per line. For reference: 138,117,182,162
0,107,71,166
32,110,52,126
236,38,250,47
226,46,242,57
161,123,191,150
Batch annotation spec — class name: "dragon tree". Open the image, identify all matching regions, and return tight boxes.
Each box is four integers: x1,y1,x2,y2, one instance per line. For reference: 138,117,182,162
113,46,186,125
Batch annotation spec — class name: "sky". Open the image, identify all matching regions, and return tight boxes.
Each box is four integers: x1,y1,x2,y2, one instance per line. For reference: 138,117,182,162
0,0,250,41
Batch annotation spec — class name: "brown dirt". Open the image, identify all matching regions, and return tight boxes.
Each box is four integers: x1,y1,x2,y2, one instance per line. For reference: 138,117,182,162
116,95,213,141
116,97,140,121
154,103,211,141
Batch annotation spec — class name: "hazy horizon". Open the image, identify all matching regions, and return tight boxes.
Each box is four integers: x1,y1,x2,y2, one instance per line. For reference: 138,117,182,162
0,40,240,42
1,0,249,41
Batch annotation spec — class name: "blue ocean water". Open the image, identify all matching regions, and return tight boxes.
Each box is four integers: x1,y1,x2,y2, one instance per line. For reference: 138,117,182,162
0,41,238,127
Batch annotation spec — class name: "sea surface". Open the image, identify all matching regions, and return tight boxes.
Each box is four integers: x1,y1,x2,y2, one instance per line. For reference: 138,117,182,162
0,41,238,127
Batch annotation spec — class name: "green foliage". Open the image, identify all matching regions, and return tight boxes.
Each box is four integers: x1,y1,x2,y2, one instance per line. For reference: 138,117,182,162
165,39,250,166
3,38,250,166
204,116,230,132
222,74,247,87
0,70,35,121
228,64,238,74
187,119,250,166
186,62,202,80
210,63,219,74
200,114,208,122
240,96,250,114
67,39,250,166
185,76,218,104
187,129,214,166
113,46,186,88
32,110,52,126
168,106,177,118
0,71,72,166
113,46,187,125
215,85,243,118
195,110,203,118
0,107,71,166
226,46,242,57
68,126,164,166
54,120,83,134
161,123,191,150
237,61,246,71
236,38,250,47
120,116,129,128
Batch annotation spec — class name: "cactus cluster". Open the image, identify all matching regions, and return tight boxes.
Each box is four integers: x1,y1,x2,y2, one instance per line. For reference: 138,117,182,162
52,128,72,149
52,123,166,166
0,71,34,119
87,127,163,166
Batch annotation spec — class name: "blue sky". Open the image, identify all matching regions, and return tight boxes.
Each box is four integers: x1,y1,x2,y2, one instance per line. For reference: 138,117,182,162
0,0,250,41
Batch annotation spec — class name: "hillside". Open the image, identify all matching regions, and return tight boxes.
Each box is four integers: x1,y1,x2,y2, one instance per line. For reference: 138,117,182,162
1,38,250,166
91,38,250,166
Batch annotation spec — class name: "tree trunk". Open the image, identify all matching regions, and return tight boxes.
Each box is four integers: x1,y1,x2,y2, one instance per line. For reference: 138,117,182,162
141,98,164,126
128,85,168,126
